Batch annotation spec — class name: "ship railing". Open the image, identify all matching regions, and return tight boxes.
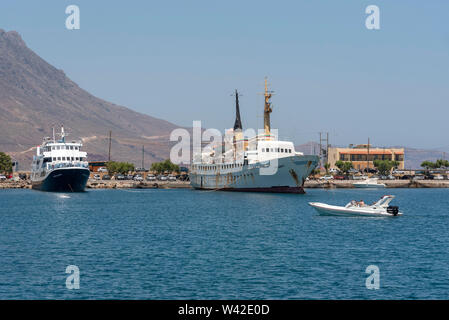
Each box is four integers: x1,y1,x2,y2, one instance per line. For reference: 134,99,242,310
48,162,89,169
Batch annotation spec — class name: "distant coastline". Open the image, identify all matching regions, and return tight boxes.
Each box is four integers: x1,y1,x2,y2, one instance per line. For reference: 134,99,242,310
2,179,449,190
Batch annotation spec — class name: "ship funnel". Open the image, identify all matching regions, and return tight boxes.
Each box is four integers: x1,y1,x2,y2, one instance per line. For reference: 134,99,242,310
233,89,242,131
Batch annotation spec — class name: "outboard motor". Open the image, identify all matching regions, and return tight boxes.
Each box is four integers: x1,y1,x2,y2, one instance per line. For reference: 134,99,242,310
387,206,399,216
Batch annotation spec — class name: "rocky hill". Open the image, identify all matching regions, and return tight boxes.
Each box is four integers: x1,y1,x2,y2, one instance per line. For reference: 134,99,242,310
0,29,180,167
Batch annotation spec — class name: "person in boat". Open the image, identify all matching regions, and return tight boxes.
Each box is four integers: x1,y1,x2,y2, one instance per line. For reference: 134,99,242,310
358,200,365,207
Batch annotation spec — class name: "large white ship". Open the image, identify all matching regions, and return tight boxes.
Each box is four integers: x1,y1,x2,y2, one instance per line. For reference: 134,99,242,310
189,79,319,193
31,126,90,192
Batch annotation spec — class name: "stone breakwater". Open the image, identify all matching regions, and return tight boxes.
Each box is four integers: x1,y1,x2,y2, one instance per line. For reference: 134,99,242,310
304,180,449,188
86,180,192,189
0,180,31,189
0,179,192,190
2,179,449,190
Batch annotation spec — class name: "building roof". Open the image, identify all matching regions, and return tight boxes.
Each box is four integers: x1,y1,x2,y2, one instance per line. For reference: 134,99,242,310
336,148,404,155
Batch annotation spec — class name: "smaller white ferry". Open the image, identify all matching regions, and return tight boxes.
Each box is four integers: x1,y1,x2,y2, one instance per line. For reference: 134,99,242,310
353,178,386,188
31,126,90,192
309,195,402,217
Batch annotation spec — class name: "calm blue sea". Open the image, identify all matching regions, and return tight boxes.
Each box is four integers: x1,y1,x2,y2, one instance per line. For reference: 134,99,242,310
0,188,448,299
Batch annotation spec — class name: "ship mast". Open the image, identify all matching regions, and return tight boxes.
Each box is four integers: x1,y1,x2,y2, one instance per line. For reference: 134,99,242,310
61,125,65,142
232,90,243,161
263,77,274,136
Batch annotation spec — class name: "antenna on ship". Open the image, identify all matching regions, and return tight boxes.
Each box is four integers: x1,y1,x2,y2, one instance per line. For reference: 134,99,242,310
61,125,65,143
262,77,274,137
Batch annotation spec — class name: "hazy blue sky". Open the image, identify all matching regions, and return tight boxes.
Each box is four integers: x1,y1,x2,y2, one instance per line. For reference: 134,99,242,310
1,0,448,149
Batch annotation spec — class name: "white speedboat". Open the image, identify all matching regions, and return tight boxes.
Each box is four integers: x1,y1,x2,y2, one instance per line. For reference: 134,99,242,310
353,178,386,188
309,195,402,217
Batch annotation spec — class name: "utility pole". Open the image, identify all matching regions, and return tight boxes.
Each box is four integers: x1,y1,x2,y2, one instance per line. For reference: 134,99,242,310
108,131,112,162
142,145,145,169
319,132,322,166
367,137,370,170
319,132,329,167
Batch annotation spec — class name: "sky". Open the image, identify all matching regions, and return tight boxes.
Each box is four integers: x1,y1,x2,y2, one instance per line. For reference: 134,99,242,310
1,0,448,149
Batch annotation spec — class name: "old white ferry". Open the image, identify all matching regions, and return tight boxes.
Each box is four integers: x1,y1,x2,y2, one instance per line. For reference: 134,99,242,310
31,126,90,192
189,79,319,193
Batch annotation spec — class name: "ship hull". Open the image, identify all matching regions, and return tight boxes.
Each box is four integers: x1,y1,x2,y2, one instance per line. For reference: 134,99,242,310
190,155,319,194
31,168,90,192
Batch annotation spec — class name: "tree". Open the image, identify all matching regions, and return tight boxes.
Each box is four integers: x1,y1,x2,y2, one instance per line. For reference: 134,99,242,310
435,159,449,169
324,163,330,175
373,160,399,176
106,161,135,175
151,159,180,174
335,160,353,175
310,168,321,179
0,152,13,173
420,161,437,171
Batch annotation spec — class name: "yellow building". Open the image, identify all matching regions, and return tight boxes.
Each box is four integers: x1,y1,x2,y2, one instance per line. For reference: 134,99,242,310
328,144,405,171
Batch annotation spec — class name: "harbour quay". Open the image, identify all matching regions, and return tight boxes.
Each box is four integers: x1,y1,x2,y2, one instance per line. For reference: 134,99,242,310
304,179,449,189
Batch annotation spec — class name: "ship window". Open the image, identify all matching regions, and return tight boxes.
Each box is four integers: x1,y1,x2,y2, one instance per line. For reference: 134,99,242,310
58,157,61,161
57,146,60,150
70,146,73,150
281,148,284,152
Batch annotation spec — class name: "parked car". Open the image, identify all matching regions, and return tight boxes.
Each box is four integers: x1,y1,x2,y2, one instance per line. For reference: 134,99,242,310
146,174,156,181
135,168,147,172
93,174,101,180
413,175,425,180
352,175,368,180
434,175,444,180
401,175,413,180
319,175,334,181
392,170,405,175
0,175,7,181
102,174,111,180
133,175,143,181
158,175,168,181
168,175,177,181
380,175,395,180
97,167,108,173
116,174,126,180
333,175,346,180
126,174,134,180
329,168,338,173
